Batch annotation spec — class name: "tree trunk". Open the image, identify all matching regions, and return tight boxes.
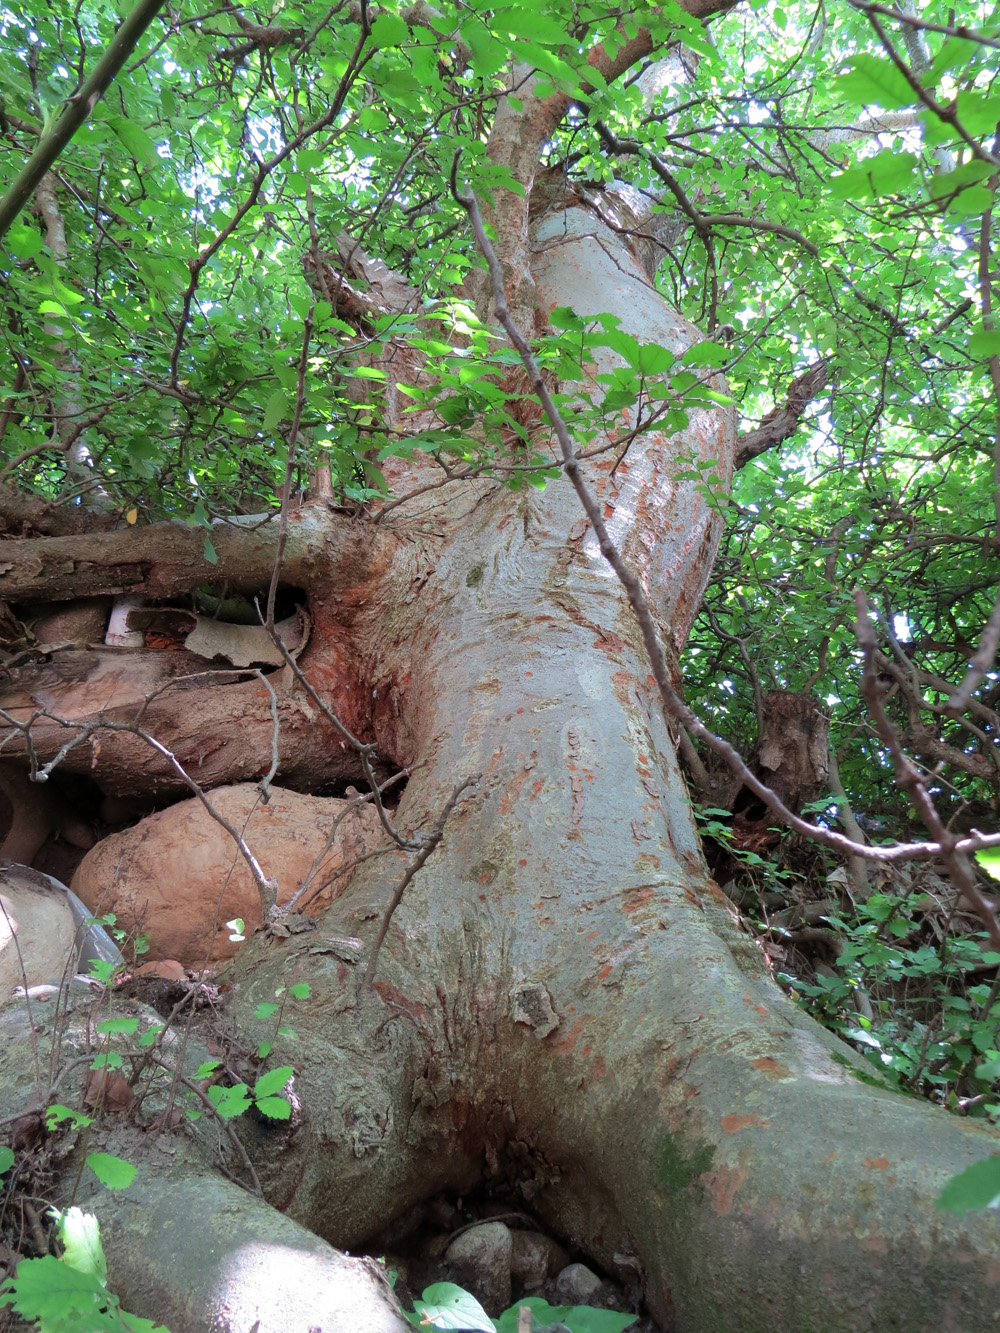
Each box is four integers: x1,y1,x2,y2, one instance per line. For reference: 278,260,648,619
1,192,998,1333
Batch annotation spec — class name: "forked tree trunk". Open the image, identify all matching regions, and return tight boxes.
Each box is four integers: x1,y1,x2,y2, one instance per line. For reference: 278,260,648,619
1,202,999,1333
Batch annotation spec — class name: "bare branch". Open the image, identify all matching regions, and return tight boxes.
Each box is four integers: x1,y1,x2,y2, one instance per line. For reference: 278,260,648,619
735,361,829,467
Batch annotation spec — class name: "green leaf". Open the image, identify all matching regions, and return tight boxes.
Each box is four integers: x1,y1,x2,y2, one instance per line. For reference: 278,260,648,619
936,1155,1000,1212
975,849,1000,880
87,1153,137,1191
834,54,915,109
108,116,160,167
253,1065,294,1098
495,1299,637,1333
0,1146,13,1176
0,1255,109,1323
207,1083,253,1119
263,389,288,431
287,982,311,1000
97,1018,140,1036
414,1282,495,1332
204,535,218,565
57,1207,107,1282
5,224,43,259
254,1095,292,1120
681,341,729,368
371,13,409,46
255,1002,280,1020
636,344,676,375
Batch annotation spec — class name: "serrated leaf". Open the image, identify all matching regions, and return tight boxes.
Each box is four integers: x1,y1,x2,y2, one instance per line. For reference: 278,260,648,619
254,1065,294,1098
682,341,729,368
975,849,1000,880
0,1255,108,1323
263,389,288,431
254,1095,292,1120
86,1152,137,1191
970,329,1000,359
288,982,311,1000
97,1018,140,1036
936,1155,1000,1212
6,224,43,259
204,534,218,565
371,13,409,45
255,1001,280,1019
193,1060,221,1079
57,1207,107,1282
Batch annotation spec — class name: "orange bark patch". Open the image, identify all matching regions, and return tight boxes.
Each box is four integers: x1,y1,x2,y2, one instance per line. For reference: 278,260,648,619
598,964,612,979
986,1258,1000,1285
551,1016,587,1055
586,930,599,941
721,1113,769,1133
859,1232,888,1254
822,1151,838,1164
707,1162,748,1215
864,1156,890,1170
753,1057,793,1080
622,886,656,913
498,764,533,815
593,1055,606,1078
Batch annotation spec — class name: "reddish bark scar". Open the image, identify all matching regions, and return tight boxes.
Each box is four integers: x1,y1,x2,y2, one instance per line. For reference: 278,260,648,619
622,886,656,914
864,1156,890,1170
551,1016,588,1055
721,1113,769,1133
707,1162,748,1215
753,1057,793,1080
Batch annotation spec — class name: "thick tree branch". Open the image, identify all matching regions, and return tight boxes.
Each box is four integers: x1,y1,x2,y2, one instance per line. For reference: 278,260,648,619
735,360,829,467
0,505,380,602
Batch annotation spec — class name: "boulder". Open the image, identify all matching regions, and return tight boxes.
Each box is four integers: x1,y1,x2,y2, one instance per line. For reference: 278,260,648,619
552,1263,603,1306
0,863,121,998
71,785,382,967
444,1221,513,1315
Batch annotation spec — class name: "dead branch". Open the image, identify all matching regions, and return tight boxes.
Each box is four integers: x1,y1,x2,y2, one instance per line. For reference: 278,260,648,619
735,361,829,467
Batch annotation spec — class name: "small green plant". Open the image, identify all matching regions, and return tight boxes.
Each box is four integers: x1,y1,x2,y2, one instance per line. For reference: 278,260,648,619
406,1283,637,1333
185,1060,294,1122
0,1207,169,1332
781,889,1000,1116
253,981,311,1060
